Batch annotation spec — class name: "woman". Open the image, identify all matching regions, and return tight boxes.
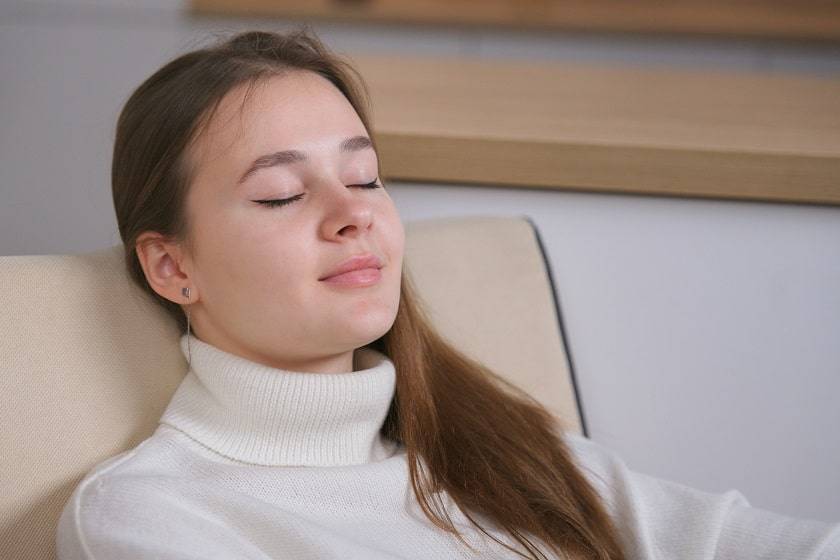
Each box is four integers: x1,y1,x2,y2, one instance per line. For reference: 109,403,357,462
56,27,839,560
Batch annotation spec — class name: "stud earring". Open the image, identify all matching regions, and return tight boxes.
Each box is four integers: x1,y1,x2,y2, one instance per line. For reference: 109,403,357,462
182,286,192,367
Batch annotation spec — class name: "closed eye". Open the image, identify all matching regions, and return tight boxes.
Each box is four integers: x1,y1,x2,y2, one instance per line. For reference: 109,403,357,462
254,179,382,208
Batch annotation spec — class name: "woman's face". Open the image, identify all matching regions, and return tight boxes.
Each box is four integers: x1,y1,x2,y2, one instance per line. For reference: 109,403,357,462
172,70,404,373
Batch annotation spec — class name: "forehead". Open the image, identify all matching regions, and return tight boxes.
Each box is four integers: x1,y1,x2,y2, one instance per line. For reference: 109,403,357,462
188,70,367,174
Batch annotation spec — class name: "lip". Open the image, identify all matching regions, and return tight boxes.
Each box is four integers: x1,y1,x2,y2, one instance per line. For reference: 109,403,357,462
319,253,383,281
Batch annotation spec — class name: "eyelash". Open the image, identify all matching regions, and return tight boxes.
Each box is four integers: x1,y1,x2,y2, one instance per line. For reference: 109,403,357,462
255,180,382,208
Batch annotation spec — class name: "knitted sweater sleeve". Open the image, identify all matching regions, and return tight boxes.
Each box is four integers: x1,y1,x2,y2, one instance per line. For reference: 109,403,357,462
562,432,840,560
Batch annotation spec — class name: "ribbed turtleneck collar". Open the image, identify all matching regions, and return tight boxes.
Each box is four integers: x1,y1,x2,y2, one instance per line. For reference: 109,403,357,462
159,333,398,467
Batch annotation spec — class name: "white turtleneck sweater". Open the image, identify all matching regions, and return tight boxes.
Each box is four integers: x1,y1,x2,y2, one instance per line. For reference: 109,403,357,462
57,334,840,560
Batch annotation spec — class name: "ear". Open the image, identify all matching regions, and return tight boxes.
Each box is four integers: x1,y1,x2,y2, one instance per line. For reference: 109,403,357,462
135,232,198,306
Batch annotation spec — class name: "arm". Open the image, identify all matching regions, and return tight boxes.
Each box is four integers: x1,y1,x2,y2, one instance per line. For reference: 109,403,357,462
563,432,840,560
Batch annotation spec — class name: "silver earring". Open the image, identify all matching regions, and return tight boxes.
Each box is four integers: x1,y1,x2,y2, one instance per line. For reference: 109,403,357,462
182,286,192,367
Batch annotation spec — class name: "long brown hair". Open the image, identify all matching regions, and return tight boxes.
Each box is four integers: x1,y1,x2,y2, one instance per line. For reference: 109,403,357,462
112,26,626,560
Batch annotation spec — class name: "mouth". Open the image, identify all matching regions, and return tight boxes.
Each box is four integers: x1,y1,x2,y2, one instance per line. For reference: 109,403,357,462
319,252,383,282
319,266,383,287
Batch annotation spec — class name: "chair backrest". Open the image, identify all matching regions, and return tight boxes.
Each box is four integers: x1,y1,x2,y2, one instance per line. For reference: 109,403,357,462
0,214,583,560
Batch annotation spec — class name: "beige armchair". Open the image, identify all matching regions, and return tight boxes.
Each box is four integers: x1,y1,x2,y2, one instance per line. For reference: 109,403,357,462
0,215,584,560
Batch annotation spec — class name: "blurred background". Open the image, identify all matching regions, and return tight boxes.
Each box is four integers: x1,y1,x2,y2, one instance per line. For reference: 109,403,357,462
2,0,839,523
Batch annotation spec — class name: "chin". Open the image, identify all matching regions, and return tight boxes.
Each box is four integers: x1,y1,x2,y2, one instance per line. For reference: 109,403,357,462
345,308,398,345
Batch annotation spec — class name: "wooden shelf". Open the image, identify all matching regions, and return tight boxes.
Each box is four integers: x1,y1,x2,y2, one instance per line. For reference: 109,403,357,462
346,54,840,206
190,0,840,42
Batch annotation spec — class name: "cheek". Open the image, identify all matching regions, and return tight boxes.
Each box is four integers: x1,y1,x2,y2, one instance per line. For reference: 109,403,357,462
382,213,405,296
386,208,406,264
239,241,306,294
199,216,302,295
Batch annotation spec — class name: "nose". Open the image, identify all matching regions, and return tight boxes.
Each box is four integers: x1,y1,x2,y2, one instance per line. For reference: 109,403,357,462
320,182,375,241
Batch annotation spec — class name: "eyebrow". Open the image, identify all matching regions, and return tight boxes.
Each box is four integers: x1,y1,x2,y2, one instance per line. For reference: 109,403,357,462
237,135,374,185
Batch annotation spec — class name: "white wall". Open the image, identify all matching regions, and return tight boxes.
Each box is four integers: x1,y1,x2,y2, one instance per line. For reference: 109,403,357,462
2,0,839,522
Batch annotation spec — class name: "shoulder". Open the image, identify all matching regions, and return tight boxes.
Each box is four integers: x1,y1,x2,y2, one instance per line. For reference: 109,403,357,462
56,437,148,559
559,431,640,499
56,426,202,559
